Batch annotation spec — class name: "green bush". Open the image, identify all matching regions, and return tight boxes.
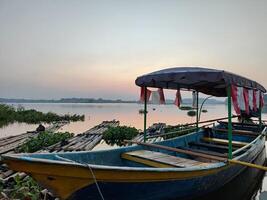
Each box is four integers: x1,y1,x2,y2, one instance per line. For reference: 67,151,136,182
17,131,74,153
10,175,41,200
179,106,193,110
103,126,139,146
0,104,85,127
187,110,196,117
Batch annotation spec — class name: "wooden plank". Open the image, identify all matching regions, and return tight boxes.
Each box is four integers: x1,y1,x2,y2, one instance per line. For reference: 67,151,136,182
179,146,228,158
124,140,226,162
122,150,209,168
213,128,259,137
202,137,248,147
218,121,260,127
170,115,238,129
189,141,239,151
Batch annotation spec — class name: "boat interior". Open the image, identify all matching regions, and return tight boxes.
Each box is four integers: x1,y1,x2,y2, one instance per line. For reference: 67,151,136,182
23,121,264,169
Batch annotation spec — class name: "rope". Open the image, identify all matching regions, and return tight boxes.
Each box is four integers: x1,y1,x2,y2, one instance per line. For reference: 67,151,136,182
55,155,105,200
87,164,105,200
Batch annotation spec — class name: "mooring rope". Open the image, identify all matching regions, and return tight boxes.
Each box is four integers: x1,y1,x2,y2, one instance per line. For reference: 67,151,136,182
55,155,105,200
87,164,105,200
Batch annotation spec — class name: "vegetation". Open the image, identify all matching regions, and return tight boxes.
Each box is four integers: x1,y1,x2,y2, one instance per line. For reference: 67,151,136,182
103,126,139,146
187,110,196,117
17,131,73,153
0,97,136,104
0,104,84,127
0,175,42,200
179,106,193,110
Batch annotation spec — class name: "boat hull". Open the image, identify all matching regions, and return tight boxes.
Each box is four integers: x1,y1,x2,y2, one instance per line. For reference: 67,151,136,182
3,130,266,200
69,144,266,200
201,145,266,200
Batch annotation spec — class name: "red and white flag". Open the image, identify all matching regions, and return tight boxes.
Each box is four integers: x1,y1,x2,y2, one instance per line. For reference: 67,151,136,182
139,87,151,102
192,91,197,108
158,88,166,104
174,90,182,107
255,90,260,110
237,87,245,111
231,85,241,115
253,90,258,111
260,92,265,108
243,88,249,115
248,89,254,110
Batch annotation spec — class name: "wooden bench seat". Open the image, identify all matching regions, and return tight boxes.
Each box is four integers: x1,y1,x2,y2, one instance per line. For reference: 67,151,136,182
189,141,238,151
121,150,209,168
212,128,259,137
179,146,227,158
202,137,248,147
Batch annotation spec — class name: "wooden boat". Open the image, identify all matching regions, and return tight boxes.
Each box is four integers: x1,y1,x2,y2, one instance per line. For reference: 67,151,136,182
2,67,267,200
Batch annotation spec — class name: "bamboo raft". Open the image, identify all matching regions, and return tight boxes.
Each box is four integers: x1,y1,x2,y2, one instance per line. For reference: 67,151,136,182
43,120,119,152
0,122,68,178
0,120,119,199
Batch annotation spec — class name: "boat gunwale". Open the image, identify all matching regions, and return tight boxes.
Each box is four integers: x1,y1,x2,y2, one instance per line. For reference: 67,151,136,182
232,127,267,156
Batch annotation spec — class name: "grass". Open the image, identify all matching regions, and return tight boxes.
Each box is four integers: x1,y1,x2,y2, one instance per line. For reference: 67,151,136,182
16,131,74,153
0,175,42,200
0,104,85,127
103,126,139,146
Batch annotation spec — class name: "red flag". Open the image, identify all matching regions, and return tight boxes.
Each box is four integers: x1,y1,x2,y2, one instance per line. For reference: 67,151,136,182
243,88,249,115
231,85,240,115
139,87,151,102
174,90,182,107
158,88,165,104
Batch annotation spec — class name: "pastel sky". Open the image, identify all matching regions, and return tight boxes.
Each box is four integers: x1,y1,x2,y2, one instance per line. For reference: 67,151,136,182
0,0,266,100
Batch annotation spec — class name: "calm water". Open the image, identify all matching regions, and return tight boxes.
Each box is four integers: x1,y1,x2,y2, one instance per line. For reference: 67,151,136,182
0,103,231,136
0,103,267,199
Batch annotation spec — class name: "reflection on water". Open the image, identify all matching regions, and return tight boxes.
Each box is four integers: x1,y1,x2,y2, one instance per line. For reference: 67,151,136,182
0,122,40,138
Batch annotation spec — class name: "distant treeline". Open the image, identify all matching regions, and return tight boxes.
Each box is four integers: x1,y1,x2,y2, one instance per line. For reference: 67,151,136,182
0,97,224,104
0,104,84,127
0,98,136,104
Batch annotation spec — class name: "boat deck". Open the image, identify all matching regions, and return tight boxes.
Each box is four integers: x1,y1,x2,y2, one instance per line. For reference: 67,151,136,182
122,150,210,168
122,123,261,168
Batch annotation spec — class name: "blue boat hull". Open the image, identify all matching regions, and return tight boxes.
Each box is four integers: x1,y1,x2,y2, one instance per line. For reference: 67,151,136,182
69,145,266,200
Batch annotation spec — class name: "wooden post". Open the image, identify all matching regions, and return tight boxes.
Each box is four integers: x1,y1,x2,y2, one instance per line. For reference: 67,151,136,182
227,85,233,159
144,87,148,143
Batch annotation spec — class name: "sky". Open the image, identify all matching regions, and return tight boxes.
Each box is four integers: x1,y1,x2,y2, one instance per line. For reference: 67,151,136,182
0,0,266,100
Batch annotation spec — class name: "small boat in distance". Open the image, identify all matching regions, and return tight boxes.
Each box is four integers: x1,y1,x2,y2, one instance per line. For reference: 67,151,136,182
2,67,267,200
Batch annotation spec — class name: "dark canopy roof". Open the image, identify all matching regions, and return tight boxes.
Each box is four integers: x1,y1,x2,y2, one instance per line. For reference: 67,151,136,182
135,67,266,97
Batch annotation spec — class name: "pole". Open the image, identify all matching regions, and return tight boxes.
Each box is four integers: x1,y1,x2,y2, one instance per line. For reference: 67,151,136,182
144,87,147,143
227,85,233,159
196,92,199,130
198,95,212,121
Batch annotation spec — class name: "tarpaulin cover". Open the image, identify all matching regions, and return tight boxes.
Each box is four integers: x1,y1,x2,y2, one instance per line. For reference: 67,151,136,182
135,67,266,97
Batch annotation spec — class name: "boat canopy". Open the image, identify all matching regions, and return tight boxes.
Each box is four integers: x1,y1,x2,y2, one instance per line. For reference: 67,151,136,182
135,67,266,97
